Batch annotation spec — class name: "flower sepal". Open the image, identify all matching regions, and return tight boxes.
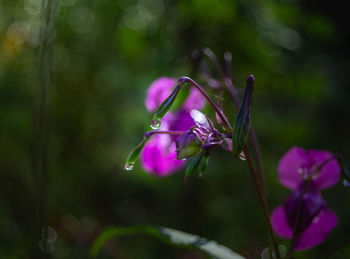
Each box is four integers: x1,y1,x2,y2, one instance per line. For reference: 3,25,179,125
175,130,202,160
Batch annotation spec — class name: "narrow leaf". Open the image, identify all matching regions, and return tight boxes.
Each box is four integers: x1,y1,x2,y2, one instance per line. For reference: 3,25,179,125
90,225,245,259
232,75,254,157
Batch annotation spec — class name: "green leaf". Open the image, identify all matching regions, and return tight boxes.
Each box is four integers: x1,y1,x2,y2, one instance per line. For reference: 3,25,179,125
90,225,245,259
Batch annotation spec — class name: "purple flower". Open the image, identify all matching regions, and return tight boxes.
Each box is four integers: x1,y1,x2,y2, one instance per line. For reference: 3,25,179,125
145,77,176,112
271,147,340,251
140,77,205,177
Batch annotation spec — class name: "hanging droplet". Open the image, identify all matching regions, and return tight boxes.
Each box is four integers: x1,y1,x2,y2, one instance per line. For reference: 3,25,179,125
239,151,246,161
124,163,134,171
343,179,350,187
150,119,161,129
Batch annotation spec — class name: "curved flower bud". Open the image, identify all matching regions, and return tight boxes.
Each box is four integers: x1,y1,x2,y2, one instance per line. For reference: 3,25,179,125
151,84,181,129
124,136,149,171
232,75,254,157
145,77,176,112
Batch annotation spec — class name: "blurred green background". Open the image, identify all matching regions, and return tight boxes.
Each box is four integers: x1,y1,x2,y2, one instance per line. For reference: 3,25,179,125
1,0,349,258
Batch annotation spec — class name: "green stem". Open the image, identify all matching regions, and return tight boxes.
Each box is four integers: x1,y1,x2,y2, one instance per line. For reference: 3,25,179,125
244,146,281,259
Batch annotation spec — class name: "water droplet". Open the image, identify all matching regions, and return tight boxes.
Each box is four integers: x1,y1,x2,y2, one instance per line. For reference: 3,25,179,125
124,163,134,171
239,151,246,161
150,119,161,129
343,179,350,187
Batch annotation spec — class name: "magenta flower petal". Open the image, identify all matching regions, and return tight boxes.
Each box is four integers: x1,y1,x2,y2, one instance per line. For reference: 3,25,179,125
278,147,312,190
169,110,195,133
293,209,337,251
271,205,293,238
140,134,185,177
283,187,326,233
145,77,176,112
140,111,194,177
183,88,206,112
308,149,340,190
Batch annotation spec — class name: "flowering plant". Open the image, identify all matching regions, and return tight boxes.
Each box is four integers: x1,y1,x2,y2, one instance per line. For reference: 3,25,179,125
118,49,349,258
271,147,340,252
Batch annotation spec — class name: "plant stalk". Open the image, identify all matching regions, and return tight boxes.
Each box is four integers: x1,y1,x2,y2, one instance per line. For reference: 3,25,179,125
244,146,281,259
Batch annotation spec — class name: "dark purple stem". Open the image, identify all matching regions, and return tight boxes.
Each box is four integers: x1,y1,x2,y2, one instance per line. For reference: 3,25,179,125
200,49,278,257
222,53,267,199
144,130,186,138
322,237,350,259
244,146,282,259
288,183,306,258
178,77,232,131
201,49,267,199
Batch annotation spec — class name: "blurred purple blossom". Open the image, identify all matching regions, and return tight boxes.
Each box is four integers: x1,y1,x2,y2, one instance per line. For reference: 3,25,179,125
140,77,205,177
145,77,176,112
271,147,340,251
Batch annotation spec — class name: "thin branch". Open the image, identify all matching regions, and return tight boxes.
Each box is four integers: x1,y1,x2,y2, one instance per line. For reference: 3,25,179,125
244,146,281,259
144,130,186,138
178,77,233,131
222,55,268,199
322,237,350,259
200,49,268,199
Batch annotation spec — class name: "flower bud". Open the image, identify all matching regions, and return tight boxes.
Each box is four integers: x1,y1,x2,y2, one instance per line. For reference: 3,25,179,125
175,130,202,160
232,75,254,157
150,84,181,129
124,136,149,171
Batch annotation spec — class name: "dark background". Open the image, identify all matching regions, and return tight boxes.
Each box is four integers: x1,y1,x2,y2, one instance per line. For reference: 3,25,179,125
0,0,349,258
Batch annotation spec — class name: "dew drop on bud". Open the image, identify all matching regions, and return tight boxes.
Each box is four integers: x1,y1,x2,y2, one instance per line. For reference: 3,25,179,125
150,119,161,129
124,163,134,171
239,151,246,161
343,179,350,187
